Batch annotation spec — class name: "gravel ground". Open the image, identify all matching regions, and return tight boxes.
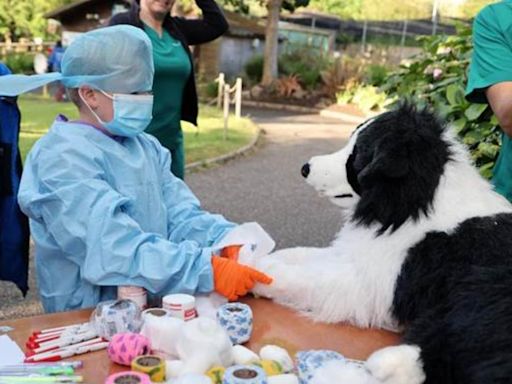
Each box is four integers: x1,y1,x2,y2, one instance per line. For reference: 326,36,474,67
0,107,356,320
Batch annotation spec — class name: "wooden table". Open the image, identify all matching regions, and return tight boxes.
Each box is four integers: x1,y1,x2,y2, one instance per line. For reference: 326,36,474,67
0,297,399,382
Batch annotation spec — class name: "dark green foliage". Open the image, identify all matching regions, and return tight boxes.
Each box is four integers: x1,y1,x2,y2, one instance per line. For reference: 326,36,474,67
381,25,499,178
4,52,35,74
244,54,264,84
279,48,330,90
364,64,389,87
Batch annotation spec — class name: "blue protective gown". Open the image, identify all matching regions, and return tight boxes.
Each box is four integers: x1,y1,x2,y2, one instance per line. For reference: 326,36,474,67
18,119,236,313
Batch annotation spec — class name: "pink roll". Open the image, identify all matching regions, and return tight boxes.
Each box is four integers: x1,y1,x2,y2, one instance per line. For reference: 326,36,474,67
105,371,151,384
107,332,151,366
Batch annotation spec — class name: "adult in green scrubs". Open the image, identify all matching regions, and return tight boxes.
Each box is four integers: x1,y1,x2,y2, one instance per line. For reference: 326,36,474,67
466,0,512,201
144,26,191,179
110,0,228,179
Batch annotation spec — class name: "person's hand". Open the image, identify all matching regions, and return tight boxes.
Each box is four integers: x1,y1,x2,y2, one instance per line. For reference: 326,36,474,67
211,256,272,301
219,244,243,261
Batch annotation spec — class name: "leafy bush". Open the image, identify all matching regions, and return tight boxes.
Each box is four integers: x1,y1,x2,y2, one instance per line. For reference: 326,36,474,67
381,25,499,178
364,64,389,87
204,80,219,98
4,52,35,74
337,83,388,112
340,25,498,178
244,55,264,84
279,48,330,90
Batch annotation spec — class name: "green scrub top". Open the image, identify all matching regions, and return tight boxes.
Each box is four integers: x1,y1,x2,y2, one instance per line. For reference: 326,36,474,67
466,0,512,201
143,24,192,151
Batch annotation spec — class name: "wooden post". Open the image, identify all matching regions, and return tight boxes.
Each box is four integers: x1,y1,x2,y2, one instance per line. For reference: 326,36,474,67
217,73,225,109
235,78,242,118
400,19,408,60
223,84,230,140
361,20,368,54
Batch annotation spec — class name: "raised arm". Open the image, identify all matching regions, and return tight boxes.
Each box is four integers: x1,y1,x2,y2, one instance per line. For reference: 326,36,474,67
171,0,229,45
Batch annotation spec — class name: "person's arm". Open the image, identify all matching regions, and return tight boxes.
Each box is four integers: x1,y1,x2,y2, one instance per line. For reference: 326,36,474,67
172,0,229,45
154,140,236,248
486,82,512,136
466,5,512,134
18,144,216,295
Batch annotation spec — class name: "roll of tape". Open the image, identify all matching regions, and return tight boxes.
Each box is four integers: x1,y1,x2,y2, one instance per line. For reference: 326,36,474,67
91,299,143,340
207,366,226,384
131,355,166,382
295,350,345,384
216,302,253,344
223,365,268,384
107,332,151,366
252,360,283,376
141,308,172,322
105,371,151,384
162,294,196,321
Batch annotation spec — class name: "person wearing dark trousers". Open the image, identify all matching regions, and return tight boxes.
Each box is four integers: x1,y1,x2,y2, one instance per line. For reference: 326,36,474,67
109,0,228,179
0,62,29,295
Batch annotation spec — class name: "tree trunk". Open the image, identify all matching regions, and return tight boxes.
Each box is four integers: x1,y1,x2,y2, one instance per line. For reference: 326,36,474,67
261,0,282,86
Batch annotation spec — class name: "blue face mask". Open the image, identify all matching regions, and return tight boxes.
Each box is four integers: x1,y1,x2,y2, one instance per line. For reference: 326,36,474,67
81,90,153,137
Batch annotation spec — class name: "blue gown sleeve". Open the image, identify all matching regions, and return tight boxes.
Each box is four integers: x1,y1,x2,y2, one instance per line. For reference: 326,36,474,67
18,141,228,295
156,146,236,247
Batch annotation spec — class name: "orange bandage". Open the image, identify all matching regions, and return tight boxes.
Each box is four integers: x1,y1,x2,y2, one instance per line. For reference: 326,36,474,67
212,256,272,301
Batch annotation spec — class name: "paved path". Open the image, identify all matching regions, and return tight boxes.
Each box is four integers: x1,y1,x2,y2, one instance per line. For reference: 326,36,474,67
0,107,357,320
187,107,355,249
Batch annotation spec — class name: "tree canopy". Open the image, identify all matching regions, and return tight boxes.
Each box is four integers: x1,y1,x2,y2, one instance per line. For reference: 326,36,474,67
0,0,74,42
308,0,493,21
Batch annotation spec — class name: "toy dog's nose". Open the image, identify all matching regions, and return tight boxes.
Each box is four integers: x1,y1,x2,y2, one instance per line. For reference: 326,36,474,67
301,163,310,178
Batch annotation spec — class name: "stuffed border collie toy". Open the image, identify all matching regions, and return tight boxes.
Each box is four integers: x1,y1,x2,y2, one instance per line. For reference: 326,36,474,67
241,104,512,384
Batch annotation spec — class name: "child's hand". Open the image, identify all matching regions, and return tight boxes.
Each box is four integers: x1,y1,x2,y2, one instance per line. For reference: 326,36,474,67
219,244,243,261
212,256,272,301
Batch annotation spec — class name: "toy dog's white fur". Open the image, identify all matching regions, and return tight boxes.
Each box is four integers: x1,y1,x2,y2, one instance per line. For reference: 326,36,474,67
240,106,512,384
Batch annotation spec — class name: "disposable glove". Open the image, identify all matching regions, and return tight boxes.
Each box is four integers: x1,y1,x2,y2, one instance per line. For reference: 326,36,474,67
211,256,272,301
219,245,243,261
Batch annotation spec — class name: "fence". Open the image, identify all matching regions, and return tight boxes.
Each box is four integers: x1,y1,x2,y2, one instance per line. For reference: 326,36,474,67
216,73,243,140
0,42,54,58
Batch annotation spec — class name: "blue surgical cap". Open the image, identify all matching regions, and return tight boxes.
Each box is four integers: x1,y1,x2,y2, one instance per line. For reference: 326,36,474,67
0,25,154,96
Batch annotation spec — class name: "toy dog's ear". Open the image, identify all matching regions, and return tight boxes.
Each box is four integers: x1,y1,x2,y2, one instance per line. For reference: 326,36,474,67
358,142,409,188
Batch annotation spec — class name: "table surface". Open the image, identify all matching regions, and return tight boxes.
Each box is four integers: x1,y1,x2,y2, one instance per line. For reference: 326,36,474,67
0,297,399,382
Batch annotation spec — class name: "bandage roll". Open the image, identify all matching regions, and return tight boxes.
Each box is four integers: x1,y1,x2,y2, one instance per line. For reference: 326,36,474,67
223,365,268,384
91,299,143,340
267,374,299,384
105,371,151,384
107,332,151,366
140,312,184,359
217,302,253,344
141,308,172,322
295,350,345,384
259,346,294,373
162,294,196,321
131,355,166,382
233,345,260,365
174,374,212,384
118,286,147,310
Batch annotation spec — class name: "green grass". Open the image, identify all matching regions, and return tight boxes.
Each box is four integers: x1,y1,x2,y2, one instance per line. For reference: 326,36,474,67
17,95,257,164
